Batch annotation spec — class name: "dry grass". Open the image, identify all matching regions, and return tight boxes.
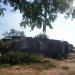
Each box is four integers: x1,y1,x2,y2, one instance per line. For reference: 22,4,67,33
62,66,69,70
1,53,75,75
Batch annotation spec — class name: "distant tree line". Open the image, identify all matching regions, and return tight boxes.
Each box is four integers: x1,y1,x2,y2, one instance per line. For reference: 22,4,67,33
2,29,25,39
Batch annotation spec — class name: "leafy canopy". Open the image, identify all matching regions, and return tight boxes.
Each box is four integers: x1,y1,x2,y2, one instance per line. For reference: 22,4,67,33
0,0,74,32
35,33,48,39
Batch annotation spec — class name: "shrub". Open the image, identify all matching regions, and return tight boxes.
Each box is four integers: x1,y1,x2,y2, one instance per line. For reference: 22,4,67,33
0,50,44,64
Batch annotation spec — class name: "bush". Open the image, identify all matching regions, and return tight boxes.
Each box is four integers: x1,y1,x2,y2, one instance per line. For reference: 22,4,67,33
0,50,44,64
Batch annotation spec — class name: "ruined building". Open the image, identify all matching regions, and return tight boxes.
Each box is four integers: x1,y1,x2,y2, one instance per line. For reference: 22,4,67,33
0,37,72,58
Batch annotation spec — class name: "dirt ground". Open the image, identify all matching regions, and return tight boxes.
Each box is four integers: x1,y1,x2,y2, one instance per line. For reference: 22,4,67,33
0,53,75,75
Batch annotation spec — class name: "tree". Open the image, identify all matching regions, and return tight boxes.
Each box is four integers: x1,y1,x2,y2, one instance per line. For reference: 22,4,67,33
0,0,74,31
35,33,48,39
2,29,25,39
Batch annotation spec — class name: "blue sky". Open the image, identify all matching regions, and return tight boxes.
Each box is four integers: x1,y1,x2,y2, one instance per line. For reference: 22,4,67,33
0,4,75,46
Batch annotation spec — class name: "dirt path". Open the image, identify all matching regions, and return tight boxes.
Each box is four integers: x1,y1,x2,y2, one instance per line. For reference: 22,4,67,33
0,53,75,75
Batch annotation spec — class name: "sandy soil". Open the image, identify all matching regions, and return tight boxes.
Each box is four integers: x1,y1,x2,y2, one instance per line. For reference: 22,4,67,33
0,53,75,75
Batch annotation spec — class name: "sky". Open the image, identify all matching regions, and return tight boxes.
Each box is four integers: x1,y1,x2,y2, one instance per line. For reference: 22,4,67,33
0,4,75,46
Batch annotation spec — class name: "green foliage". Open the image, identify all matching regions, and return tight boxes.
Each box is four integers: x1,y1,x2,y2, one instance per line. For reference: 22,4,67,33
0,50,44,64
0,64,11,68
29,54,44,63
0,0,74,31
2,29,25,39
35,33,48,39
0,50,56,70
